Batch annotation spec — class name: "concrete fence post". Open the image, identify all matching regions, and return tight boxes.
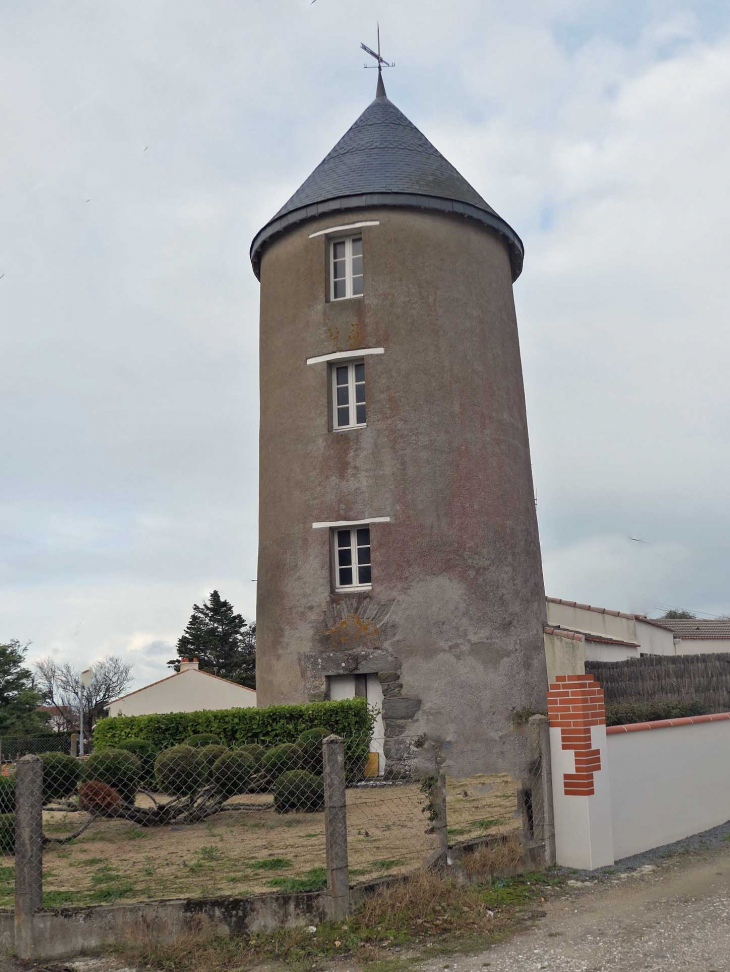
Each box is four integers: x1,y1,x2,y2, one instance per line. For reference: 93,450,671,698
15,754,43,960
431,770,448,862
529,714,556,866
322,735,350,920
69,733,79,758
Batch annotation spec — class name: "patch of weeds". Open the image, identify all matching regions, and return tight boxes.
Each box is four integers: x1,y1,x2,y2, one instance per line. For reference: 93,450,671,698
245,857,292,872
447,827,469,837
267,867,328,892
87,881,137,904
371,858,406,871
198,845,223,862
43,890,75,907
471,818,504,830
300,832,319,839
125,827,149,841
723,835,730,842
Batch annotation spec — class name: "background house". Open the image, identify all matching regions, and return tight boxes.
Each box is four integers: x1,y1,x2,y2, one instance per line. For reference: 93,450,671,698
646,618,730,655
545,597,676,662
108,658,257,716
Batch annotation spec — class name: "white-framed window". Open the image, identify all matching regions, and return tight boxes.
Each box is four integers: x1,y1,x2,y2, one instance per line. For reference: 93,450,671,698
332,360,366,430
330,236,363,300
332,525,371,591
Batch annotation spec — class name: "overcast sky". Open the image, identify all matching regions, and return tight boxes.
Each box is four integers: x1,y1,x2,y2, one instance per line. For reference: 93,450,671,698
3,0,730,688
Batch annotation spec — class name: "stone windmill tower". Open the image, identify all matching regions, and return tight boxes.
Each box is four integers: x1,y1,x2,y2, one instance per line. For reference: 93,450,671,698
250,69,547,777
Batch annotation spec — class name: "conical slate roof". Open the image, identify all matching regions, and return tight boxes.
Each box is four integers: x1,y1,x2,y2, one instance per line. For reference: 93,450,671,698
250,81,523,280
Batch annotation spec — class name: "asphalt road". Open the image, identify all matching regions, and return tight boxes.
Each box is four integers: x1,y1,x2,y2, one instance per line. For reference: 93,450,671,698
420,842,730,972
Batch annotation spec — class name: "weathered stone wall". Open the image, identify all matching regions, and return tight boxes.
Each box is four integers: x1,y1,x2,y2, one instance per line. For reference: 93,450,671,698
255,206,547,778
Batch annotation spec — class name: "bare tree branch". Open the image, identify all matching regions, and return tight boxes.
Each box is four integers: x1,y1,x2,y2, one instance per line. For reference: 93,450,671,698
34,656,134,731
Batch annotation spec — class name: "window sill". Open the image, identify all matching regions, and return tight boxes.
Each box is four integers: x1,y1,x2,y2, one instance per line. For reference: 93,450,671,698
330,294,364,303
334,424,367,433
334,585,372,594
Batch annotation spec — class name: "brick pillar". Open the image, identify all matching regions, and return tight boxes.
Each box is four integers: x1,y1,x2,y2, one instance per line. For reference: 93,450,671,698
547,675,614,869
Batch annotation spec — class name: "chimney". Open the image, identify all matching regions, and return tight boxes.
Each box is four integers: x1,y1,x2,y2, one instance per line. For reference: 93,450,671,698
179,657,199,672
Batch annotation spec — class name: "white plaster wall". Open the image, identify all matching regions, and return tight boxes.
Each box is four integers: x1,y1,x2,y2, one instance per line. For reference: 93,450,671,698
585,642,639,663
550,724,614,870
608,720,730,860
675,639,730,655
546,602,636,643
328,673,385,774
544,632,585,684
110,670,256,716
635,620,675,656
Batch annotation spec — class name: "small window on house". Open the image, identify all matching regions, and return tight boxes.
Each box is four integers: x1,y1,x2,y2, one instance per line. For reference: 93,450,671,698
332,360,366,430
330,236,363,300
333,525,371,591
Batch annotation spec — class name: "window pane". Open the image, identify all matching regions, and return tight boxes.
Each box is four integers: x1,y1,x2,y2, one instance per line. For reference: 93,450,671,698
336,366,348,385
333,241,346,260
354,363,365,382
333,260,346,280
351,237,362,256
358,565,371,585
337,530,351,548
356,545,370,565
337,406,349,427
355,383,365,404
339,567,353,586
356,527,370,546
333,279,346,299
336,386,349,406
338,548,352,567
356,404,366,424
351,254,363,274
351,275,363,296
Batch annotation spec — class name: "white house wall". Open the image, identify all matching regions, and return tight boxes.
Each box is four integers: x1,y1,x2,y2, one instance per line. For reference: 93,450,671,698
674,638,730,656
634,620,675,656
546,602,636,643
111,670,257,716
584,642,639,663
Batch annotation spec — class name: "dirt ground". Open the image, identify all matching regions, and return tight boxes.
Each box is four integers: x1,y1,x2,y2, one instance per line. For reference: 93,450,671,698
0,773,519,906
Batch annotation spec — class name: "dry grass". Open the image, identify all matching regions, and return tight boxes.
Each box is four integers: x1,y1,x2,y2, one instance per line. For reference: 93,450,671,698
461,835,524,879
0,773,521,908
112,868,560,971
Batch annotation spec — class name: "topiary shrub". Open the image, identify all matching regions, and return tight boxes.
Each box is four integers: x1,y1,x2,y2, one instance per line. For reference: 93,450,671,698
185,733,222,748
0,775,15,814
78,781,122,814
262,744,302,782
115,739,159,787
0,814,14,855
83,749,141,803
296,727,329,776
274,770,324,814
40,752,82,803
197,745,227,782
235,743,265,767
211,750,256,798
154,745,204,796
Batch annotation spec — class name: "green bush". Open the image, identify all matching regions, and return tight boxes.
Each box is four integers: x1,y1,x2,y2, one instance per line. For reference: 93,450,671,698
235,743,265,767
154,746,204,796
0,775,15,814
197,745,227,782
211,750,256,798
262,744,301,781
185,733,222,748
94,698,374,755
83,749,141,803
273,770,324,814
605,699,708,727
296,727,329,775
40,752,82,803
114,740,159,787
0,814,14,855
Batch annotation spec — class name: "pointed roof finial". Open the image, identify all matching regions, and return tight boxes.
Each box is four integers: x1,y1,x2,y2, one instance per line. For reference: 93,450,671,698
361,23,393,98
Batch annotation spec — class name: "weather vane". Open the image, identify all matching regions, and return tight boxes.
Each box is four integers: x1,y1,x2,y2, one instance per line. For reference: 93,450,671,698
361,24,394,74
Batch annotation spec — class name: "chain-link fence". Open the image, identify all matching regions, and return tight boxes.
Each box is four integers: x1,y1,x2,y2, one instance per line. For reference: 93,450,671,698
0,735,73,762
1,722,553,925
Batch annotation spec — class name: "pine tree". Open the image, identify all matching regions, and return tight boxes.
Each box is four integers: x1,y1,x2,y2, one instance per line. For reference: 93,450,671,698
168,591,256,689
0,640,49,735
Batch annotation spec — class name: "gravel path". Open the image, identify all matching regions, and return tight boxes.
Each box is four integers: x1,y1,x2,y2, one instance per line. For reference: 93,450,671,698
419,840,730,972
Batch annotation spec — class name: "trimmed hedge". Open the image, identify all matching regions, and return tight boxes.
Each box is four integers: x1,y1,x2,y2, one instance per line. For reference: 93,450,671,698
297,727,329,776
235,743,265,767
0,814,14,855
154,746,204,796
40,752,82,803
94,698,374,751
262,744,301,780
185,733,222,748
84,749,141,803
211,751,256,798
115,740,159,786
274,770,324,814
197,745,227,781
0,776,15,814
605,699,708,727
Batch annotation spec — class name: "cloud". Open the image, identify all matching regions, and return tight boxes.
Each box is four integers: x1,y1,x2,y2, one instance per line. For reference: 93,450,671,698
2,0,730,690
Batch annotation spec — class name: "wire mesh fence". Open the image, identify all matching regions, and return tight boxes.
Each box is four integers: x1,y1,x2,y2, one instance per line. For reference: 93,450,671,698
0,735,73,762
0,727,551,911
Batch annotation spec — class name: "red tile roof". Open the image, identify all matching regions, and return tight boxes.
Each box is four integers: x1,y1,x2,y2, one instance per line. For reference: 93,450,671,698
547,596,635,620
644,618,730,640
